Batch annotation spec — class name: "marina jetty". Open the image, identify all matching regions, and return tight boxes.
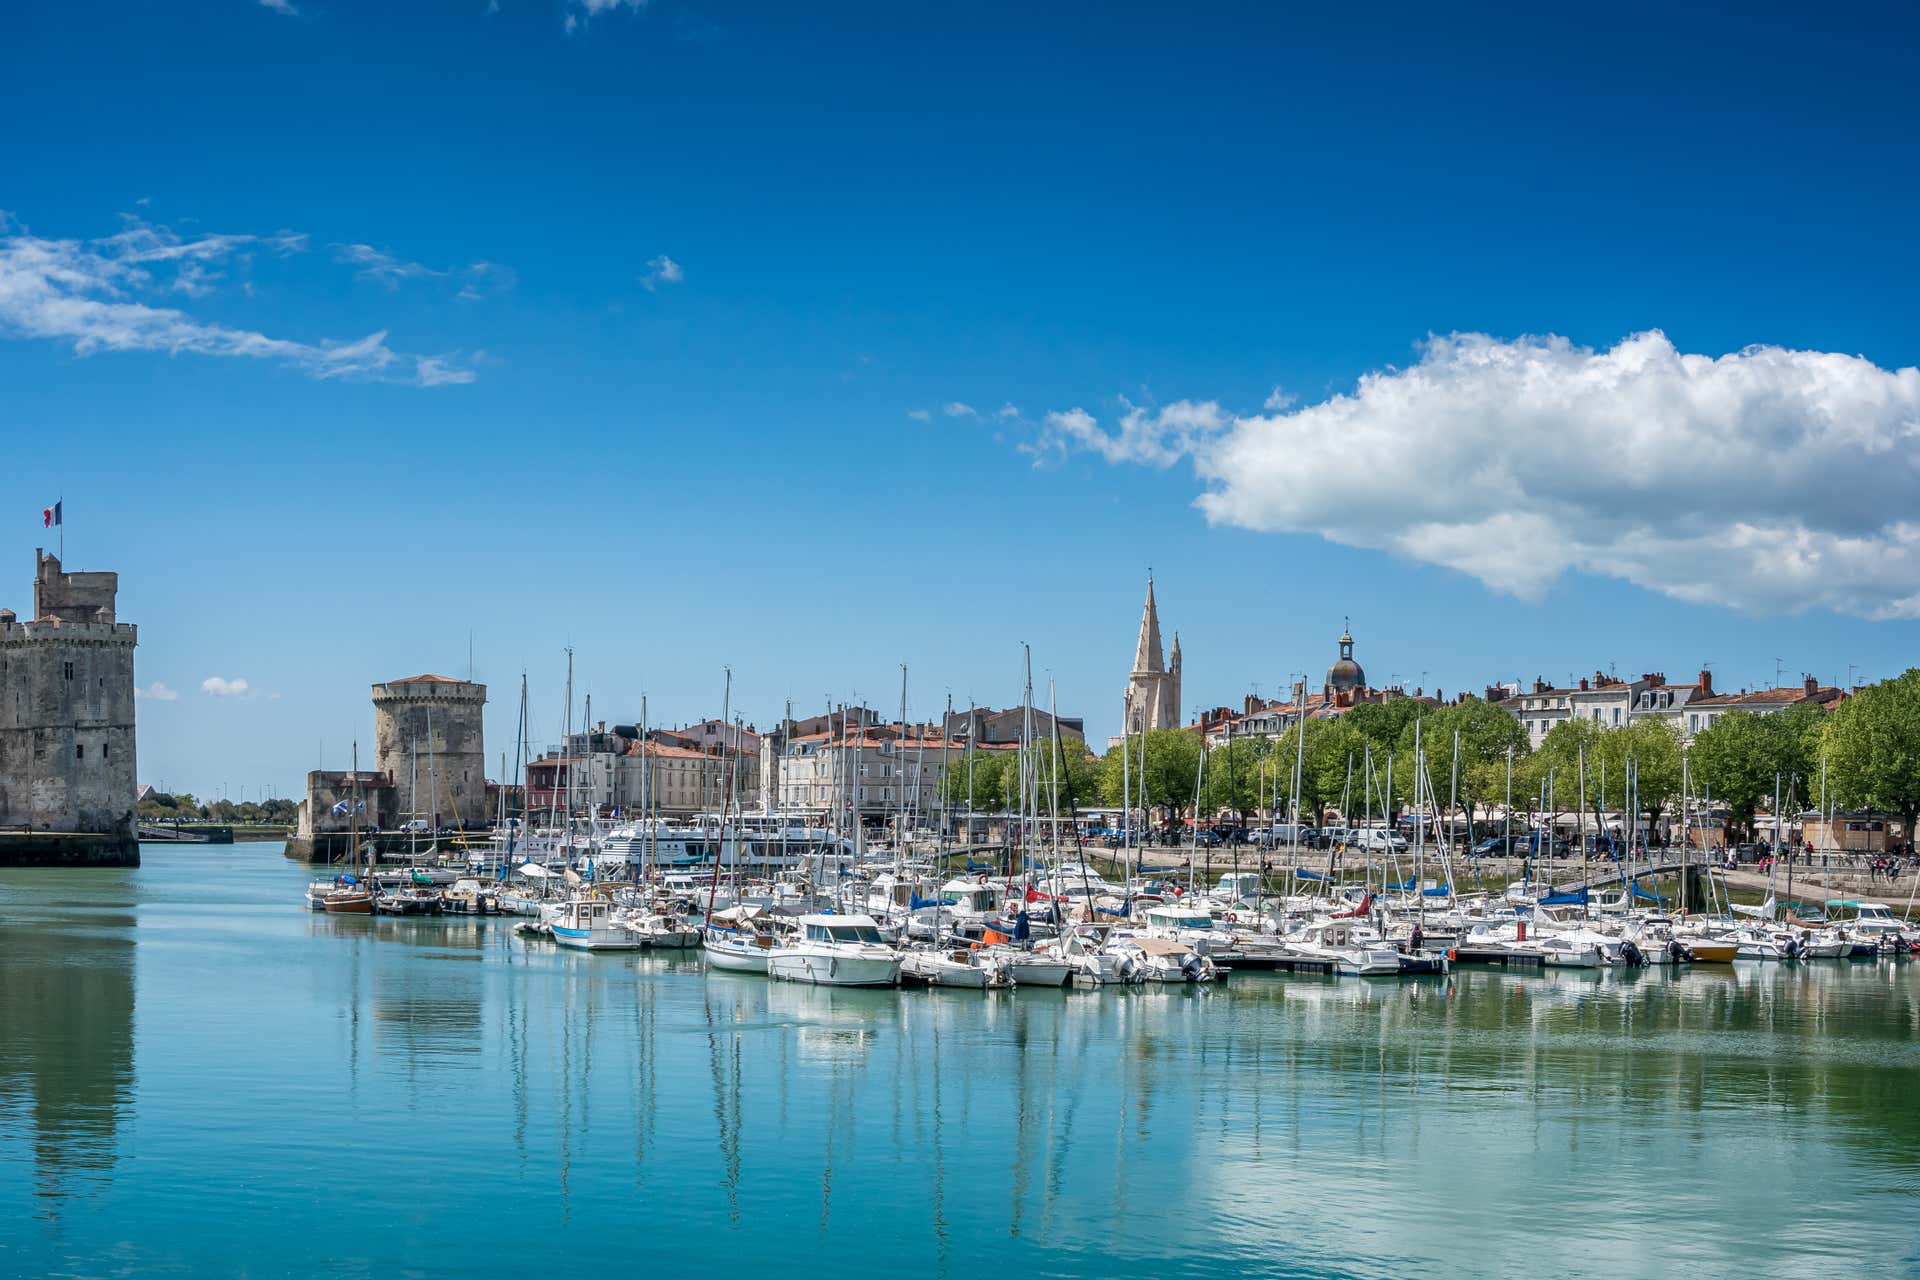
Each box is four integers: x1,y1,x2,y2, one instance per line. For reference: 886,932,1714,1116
0,550,139,868
284,674,488,864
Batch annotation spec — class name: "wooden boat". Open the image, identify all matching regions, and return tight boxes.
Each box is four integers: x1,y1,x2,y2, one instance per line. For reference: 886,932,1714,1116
323,881,375,914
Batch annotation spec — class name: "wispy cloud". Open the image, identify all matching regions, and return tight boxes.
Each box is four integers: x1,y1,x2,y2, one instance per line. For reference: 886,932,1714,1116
1024,330,1920,620
258,0,298,13
942,402,978,418
334,244,513,303
136,681,179,702
566,0,647,33
201,676,250,697
906,408,932,422
0,212,472,387
995,403,1020,420
333,243,440,288
640,254,683,292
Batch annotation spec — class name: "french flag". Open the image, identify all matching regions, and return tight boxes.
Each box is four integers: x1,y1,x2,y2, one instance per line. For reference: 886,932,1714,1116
42,500,61,528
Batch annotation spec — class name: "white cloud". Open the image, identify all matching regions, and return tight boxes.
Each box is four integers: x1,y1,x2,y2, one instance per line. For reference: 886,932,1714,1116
333,243,441,288
136,681,179,702
1262,386,1295,411
201,677,250,697
567,0,646,29
996,403,1020,420
0,213,471,387
1032,398,1230,468
640,254,683,291
258,0,298,13
906,408,932,422
943,401,977,418
1030,331,1920,620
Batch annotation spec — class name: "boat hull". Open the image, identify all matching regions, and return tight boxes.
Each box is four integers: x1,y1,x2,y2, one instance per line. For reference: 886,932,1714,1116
704,942,771,974
551,925,643,951
767,950,901,987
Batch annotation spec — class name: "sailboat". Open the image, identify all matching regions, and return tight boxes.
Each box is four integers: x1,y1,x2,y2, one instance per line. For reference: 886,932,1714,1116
323,743,376,913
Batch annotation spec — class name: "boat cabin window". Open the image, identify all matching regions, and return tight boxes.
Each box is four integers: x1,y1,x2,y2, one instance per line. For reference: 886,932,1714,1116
807,922,884,943
1154,911,1212,929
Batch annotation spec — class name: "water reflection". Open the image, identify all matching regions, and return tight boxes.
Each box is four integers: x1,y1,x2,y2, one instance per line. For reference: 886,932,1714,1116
0,884,135,1211
4,848,1920,1279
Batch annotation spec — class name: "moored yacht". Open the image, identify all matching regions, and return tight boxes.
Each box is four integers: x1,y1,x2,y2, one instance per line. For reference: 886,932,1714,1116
767,914,903,987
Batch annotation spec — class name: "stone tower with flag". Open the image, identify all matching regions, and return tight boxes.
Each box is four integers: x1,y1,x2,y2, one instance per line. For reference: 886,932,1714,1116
1122,575,1181,733
0,550,139,865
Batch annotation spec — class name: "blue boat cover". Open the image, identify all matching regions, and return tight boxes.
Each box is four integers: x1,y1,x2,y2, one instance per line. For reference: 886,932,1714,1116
909,894,954,910
1629,881,1665,903
1294,867,1325,881
1382,877,1416,891
1539,888,1589,906
1422,884,1453,897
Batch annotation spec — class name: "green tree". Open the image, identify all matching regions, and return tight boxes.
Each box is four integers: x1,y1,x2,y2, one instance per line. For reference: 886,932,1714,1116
1342,700,1425,759
1689,707,1821,837
1822,669,1920,837
1201,733,1274,823
1393,698,1530,830
941,748,1009,812
1269,719,1369,829
1098,728,1204,835
1029,737,1104,812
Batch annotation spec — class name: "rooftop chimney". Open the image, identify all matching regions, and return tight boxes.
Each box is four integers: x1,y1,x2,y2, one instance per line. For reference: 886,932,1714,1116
1699,669,1713,696
1578,677,1590,691
1804,674,1818,697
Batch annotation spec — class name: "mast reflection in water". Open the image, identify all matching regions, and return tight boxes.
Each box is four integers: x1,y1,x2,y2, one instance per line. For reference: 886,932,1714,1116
2,845,1919,1280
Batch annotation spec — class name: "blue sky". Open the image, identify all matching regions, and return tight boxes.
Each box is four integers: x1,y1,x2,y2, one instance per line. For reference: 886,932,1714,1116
4,1,1919,800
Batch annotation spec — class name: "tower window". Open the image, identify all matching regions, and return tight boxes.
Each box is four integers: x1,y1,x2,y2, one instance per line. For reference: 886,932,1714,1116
76,744,84,759
63,661,75,680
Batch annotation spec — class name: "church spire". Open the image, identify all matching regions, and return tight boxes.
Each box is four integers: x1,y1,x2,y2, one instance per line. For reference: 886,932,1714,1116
1131,574,1164,674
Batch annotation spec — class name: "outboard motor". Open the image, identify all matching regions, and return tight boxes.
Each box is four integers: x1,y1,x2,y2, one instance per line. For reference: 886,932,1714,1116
1667,939,1690,965
1619,939,1645,967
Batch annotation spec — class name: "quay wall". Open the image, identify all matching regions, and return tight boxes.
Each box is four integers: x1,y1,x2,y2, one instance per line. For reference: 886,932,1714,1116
0,830,140,867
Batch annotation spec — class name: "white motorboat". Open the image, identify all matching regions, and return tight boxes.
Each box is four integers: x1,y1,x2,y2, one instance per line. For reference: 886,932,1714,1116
1109,935,1215,982
1290,919,1403,976
548,898,643,951
988,948,1073,987
767,914,903,987
901,947,1005,989
620,911,700,948
702,907,787,973
1536,933,1606,968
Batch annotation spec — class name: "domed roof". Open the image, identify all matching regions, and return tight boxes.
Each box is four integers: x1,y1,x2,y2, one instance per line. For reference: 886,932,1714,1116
1326,624,1364,691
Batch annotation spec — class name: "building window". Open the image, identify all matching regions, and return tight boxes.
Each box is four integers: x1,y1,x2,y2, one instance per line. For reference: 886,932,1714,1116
76,744,84,759
63,661,75,680
1612,709,1621,725
103,743,110,759
1689,714,1699,733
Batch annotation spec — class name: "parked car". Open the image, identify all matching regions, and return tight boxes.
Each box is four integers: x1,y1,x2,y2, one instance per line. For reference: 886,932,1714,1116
1355,828,1409,853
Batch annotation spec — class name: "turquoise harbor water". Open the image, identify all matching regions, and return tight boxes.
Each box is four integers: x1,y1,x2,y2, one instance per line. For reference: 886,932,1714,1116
3,845,1919,1279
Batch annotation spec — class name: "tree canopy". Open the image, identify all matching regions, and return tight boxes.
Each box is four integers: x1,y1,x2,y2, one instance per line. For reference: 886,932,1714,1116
1822,669,1920,834
1688,706,1821,835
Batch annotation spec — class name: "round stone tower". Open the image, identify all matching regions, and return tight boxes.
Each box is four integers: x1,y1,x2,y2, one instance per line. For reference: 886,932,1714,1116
372,675,487,829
